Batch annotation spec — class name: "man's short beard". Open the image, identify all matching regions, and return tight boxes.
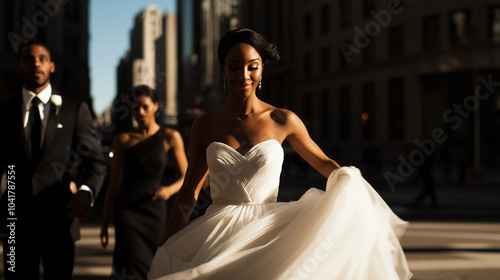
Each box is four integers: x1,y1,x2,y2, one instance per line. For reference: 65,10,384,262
28,77,50,89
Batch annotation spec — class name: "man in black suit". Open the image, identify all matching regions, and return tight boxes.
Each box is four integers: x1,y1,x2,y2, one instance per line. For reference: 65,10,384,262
0,41,107,279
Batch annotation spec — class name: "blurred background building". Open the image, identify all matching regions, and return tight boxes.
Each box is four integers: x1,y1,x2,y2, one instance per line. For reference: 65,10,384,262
170,0,500,182
0,0,95,116
235,0,500,176
112,5,178,132
174,0,240,137
2,0,499,183
156,13,179,125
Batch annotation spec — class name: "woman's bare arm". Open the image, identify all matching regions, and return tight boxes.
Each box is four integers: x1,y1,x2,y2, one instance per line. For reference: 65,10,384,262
100,134,128,251
160,118,210,245
152,129,188,201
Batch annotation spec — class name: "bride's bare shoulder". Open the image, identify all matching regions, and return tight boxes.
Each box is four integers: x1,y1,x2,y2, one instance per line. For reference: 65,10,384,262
270,108,301,126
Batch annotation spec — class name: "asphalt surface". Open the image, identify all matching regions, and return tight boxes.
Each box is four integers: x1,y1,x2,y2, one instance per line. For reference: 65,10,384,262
1,164,499,279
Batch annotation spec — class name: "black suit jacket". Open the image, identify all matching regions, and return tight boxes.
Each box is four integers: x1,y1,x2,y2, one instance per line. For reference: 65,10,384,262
0,91,106,242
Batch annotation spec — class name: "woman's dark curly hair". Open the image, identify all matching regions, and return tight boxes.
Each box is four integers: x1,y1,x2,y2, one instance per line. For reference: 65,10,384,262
130,85,159,103
217,28,280,66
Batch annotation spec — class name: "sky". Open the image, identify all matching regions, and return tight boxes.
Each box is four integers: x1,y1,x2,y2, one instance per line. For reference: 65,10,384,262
89,0,176,115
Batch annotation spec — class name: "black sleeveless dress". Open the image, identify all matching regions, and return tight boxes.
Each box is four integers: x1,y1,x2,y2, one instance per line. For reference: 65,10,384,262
112,129,168,280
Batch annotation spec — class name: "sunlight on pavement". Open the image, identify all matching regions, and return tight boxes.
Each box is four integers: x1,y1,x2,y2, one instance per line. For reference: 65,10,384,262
1,222,499,279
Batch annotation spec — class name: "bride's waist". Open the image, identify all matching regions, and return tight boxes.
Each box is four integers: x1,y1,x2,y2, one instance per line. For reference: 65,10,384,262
212,197,277,206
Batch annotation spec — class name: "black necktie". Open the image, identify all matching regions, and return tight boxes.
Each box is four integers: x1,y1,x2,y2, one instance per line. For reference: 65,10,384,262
31,97,42,163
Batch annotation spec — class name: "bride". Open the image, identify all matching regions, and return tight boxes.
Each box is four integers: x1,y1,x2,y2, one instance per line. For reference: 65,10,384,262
148,28,412,280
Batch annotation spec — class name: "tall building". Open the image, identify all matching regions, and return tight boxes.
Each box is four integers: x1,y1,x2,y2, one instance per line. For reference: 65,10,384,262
156,13,178,125
0,0,95,115
129,5,162,89
176,0,240,133
237,0,500,176
113,5,179,133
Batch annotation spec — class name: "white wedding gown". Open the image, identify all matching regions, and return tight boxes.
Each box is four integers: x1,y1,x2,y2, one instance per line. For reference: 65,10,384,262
148,139,412,280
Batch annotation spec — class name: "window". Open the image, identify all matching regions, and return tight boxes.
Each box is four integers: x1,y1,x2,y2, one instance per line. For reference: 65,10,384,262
389,25,403,57
65,0,80,23
4,1,14,50
423,14,440,50
450,9,471,45
276,0,285,55
303,93,312,122
62,67,72,94
321,90,330,139
339,40,353,68
339,86,351,140
490,6,500,43
362,82,376,140
304,13,312,39
389,78,405,139
321,47,330,74
321,4,330,34
304,52,312,77
387,0,405,10
363,0,375,18
64,34,79,55
264,1,272,39
340,0,352,27
363,38,375,62
37,27,47,43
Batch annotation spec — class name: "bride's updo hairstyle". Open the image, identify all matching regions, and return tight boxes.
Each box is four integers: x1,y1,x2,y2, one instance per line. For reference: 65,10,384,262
218,28,280,66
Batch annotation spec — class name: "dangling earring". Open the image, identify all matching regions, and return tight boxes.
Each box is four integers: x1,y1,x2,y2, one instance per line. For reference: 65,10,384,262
223,74,227,91
259,75,262,90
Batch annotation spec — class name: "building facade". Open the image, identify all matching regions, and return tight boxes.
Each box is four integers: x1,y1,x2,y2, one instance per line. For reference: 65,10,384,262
156,13,179,125
113,5,179,132
176,0,241,134
0,0,95,116
237,0,500,178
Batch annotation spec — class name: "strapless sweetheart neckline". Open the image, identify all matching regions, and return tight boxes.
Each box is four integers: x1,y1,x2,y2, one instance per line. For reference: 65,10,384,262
208,139,281,157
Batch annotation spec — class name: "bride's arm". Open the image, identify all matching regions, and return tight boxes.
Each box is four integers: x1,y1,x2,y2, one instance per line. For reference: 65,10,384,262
160,118,209,245
283,110,341,177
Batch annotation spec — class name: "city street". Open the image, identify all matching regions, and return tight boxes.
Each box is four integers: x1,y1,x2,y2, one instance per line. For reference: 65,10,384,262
56,172,500,280
68,221,499,279
2,0,500,279
1,168,499,279
1,222,500,280
0,215,499,279
401,222,500,280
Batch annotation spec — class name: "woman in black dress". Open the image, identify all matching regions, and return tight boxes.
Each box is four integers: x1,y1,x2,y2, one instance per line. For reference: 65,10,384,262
100,85,188,279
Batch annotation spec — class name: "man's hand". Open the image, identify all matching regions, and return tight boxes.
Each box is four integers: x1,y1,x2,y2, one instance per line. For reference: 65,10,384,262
67,190,92,219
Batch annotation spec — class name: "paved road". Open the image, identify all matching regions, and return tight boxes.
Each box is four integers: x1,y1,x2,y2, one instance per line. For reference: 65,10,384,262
1,167,499,279
69,221,500,280
68,168,500,280
401,222,500,280
2,222,498,279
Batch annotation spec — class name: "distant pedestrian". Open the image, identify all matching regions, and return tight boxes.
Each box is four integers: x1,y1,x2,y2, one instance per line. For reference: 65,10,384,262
413,151,438,208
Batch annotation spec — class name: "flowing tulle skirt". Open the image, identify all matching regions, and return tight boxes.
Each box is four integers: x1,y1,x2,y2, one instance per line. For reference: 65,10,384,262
148,167,412,280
